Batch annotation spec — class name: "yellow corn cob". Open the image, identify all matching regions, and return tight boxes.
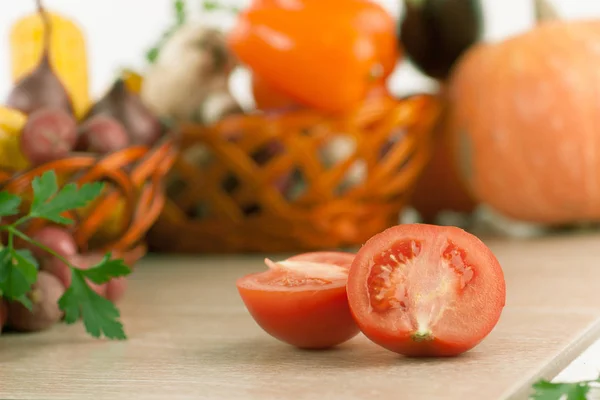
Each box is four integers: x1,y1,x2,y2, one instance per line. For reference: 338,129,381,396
9,10,90,119
0,106,29,171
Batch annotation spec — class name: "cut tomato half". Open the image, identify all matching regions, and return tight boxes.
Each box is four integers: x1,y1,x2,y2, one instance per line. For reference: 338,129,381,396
237,253,360,349
287,251,355,269
347,224,506,357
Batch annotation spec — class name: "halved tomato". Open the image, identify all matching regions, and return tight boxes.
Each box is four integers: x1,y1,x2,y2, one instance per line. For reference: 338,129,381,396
287,251,355,269
236,252,359,349
347,224,506,357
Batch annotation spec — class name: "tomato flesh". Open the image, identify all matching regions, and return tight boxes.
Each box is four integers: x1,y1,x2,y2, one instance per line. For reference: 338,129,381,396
237,254,360,349
347,224,506,357
287,251,355,269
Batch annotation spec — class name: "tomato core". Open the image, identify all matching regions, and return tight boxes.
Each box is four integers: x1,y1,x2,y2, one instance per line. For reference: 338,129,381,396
253,259,348,290
366,238,476,341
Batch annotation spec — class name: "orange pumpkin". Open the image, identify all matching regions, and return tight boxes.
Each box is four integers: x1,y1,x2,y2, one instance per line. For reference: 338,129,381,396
448,19,600,224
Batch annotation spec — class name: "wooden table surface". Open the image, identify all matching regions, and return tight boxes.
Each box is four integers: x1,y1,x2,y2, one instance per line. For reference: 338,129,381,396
1,232,600,400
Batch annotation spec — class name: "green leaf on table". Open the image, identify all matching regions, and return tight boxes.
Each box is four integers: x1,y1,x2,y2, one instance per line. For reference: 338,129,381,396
530,379,596,400
0,192,22,217
59,265,129,340
0,248,38,310
29,171,104,224
80,254,131,285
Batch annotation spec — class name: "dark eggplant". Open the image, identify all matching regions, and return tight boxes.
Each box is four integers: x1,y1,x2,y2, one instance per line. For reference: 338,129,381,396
399,0,483,81
83,78,163,146
6,0,74,116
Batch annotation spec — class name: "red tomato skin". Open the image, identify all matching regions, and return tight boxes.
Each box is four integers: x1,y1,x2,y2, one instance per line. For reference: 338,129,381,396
347,223,506,357
350,323,474,357
237,277,360,349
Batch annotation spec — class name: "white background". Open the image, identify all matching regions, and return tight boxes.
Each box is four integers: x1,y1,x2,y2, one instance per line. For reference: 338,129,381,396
2,0,600,386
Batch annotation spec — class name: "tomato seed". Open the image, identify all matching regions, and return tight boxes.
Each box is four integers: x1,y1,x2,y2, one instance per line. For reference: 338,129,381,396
367,239,421,312
366,238,474,324
442,241,475,289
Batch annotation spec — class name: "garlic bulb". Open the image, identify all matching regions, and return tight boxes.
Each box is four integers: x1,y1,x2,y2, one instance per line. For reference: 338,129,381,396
141,23,241,124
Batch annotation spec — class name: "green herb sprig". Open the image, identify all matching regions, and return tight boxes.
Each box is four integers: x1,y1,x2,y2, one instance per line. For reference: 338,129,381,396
201,0,240,13
0,170,131,340
145,0,239,64
530,376,600,400
145,0,188,63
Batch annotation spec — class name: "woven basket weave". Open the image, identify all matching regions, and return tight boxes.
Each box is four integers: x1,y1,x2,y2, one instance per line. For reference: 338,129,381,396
147,94,441,253
0,136,178,261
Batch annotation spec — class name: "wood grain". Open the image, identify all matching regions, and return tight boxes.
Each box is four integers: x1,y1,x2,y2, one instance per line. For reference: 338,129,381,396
1,232,600,400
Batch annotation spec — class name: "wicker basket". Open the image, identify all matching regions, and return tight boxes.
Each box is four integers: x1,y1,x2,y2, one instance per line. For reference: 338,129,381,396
147,94,441,253
0,135,178,263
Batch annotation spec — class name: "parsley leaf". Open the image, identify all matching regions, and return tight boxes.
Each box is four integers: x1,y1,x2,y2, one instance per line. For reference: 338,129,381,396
15,248,40,270
29,170,104,225
145,0,187,63
201,0,240,13
30,170,58,210
0,170,131,340
202,0,220,11
59,259,130,340
0,192,21,217
146,47,160,63
81,254,131,284
531,378,599,400
14,293,33,311
0,248,38,310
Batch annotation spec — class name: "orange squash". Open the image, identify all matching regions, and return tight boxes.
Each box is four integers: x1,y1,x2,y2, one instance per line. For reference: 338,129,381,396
447,19,600,224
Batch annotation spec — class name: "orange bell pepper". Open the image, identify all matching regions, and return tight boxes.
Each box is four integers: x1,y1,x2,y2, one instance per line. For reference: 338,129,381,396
251,72,298,111
251,73,393,111
228,0,399,114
